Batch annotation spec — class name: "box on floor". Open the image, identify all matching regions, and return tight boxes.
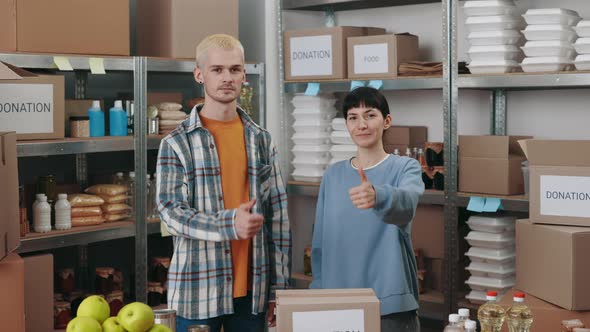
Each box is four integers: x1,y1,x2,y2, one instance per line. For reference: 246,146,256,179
2,0,129,55
23,254,53,332
347,33,419,80
276,289,380,332
520,139,590,227
499,289,590,332
0,131,19,262
0,62,65,140
516,219,590,310
0,253,25,332
136,0,238,59
284,26,386,81
459,135,531,195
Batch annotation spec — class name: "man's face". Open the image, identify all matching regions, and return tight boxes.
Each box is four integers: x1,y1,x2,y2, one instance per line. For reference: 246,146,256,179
195,47,245,104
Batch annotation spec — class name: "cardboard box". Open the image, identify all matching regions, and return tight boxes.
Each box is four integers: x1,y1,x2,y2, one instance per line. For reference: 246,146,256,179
347,34,419,79
23,254,53,332
425,258,444,292
65,100,104,137
0,0,16,52
147,92,183,106
412,204,444,259
499,289,590,332
0,253,25,331
136,0,239,59
383,125,428,155
459,135,531,195
276,289,380,332
516,219,590,310
520,140,590,227
0,62,65,140
0,132,19,261
284,26,386,81
16,0,129,55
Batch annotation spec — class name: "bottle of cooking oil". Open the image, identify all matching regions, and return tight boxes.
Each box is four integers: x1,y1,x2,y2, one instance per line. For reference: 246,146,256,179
444,314,462,332
478,291,506,332
506,292,533,332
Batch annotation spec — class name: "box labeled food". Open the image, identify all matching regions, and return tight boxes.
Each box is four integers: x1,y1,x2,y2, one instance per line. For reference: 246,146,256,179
17,0,129,55
276,289,380,332
136,0,238,59
23,254,53,332
284,26,386,81
0,62,65,140
519,140,590,227
0,0,16,51
459,135,531,195
0,253,25,331
516,219,590,310
347,33,419,79
0,131,19,262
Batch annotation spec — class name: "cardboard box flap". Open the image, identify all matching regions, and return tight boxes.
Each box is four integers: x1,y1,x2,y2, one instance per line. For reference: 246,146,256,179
277,289,375,298
278,296,380,306
519,139,590,167
460,135,530,158
0,62,23,80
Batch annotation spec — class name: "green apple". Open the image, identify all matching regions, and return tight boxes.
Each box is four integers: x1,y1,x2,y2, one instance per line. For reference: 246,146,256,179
147,324,173,332
117,302,155,332
77,295,111,324
66,316,102,332
103,316,126,332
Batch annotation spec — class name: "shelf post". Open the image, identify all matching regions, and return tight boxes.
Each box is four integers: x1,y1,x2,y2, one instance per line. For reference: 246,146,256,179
491,89,507,135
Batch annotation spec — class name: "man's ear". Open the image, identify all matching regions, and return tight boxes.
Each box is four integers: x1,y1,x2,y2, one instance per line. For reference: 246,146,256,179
194,67,203,84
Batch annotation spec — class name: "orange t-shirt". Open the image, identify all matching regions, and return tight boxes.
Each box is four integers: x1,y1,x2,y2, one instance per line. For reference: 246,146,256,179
200,114,251,298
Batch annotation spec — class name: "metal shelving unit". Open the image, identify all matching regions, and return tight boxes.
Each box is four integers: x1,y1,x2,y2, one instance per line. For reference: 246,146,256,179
283,0,441,11
458,71,590,89
285,76,443,93
16,136,163,157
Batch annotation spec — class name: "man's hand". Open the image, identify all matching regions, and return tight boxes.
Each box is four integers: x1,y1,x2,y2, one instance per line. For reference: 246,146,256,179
235,198,264,239
267,302,276,327
349,167,376,209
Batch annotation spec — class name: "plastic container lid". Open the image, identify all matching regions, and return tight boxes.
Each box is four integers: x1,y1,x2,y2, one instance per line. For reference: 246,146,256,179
466,247,516,263
92,100,101,109
468,45,521,53
466,261,516,278
576,54,590,62
522,56,573,64
463,1,517,17
293,157,331,166
466,276,516,292
468,59,519,66
330,144,357,152
465,231,515,249
466,15,521,25
58,193,68,199
466,15,523,32
114,100,123,108
576,38,590,45
524,8,579,17
449,314,460,323
524,40,573,48
466,215,515,233
458,308,470,317
292,169,325,177
292,132,331,139
468,29,522,39
464,1,515,9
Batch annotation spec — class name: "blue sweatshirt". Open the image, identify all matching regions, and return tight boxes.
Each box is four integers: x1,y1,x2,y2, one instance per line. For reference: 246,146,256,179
310,154,425,315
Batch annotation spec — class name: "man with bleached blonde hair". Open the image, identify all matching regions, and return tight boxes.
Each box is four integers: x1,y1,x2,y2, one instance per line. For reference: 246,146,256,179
156,34,291,332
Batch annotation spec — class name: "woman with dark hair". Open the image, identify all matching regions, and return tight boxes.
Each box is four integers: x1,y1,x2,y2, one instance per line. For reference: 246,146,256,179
310,87,424,331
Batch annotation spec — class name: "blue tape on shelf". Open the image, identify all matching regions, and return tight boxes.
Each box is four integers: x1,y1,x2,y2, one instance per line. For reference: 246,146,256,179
467,197,485,212
304,83,320,96
368,80,383,90
350,80,366,91
482,198,503,212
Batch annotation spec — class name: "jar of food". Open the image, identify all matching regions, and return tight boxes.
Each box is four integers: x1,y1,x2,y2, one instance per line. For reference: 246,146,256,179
188,325,210,332
37,175,57,204
113,269,124,291
57,268,75,294
150,257,171,284
107,290,125,316
147,282,164,307
70,116,90,138
95,267,115,294
54,301,72,329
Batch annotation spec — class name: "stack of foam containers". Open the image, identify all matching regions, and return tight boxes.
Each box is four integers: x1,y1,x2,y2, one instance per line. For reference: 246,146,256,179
464,215,517,304
464,1,524,74
573,20,590,70
290,94,338,182
329,118,356,165
521,9,581,72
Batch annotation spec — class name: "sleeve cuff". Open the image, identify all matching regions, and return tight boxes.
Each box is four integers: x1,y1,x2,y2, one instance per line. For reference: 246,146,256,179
374,184,389,211
219,208,239,240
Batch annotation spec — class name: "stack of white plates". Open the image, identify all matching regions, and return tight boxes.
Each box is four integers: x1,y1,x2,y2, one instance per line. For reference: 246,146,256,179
329,118,356,164
574,21,590,70
464,215,516,304
290,94,337,182
464,0,524,74
521,9,581,72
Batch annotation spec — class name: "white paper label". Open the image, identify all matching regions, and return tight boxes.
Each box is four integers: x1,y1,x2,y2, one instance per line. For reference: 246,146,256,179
290,35,333,77
354,43,389,74
293,309,364,332
540,175,590,218
0,84,54,134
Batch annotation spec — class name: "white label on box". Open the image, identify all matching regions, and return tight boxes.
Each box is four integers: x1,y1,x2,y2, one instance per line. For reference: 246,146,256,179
290,35,333,77
293,309,364,332
0,84,54,134
540,175,590,218
354,43,389,74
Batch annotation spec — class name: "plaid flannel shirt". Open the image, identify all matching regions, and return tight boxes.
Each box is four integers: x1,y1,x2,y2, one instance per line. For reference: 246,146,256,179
156,105,291,319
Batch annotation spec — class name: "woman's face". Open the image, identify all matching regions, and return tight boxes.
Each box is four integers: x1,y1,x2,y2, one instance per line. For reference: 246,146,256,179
345,106,392,149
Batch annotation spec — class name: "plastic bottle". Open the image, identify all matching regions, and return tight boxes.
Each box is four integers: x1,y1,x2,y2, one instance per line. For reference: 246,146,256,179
393,148,400,156
465,319,478,332
109,100,128,136
54,194,71,230
506,292,533,332
405,147,412,157
113,171,126,185
459,308,470,329
34,196,52,233
417,148,426,166
88,100,105,137
128,171,136,213
444,314,462,332
32,193,46,211
478,291,506,332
